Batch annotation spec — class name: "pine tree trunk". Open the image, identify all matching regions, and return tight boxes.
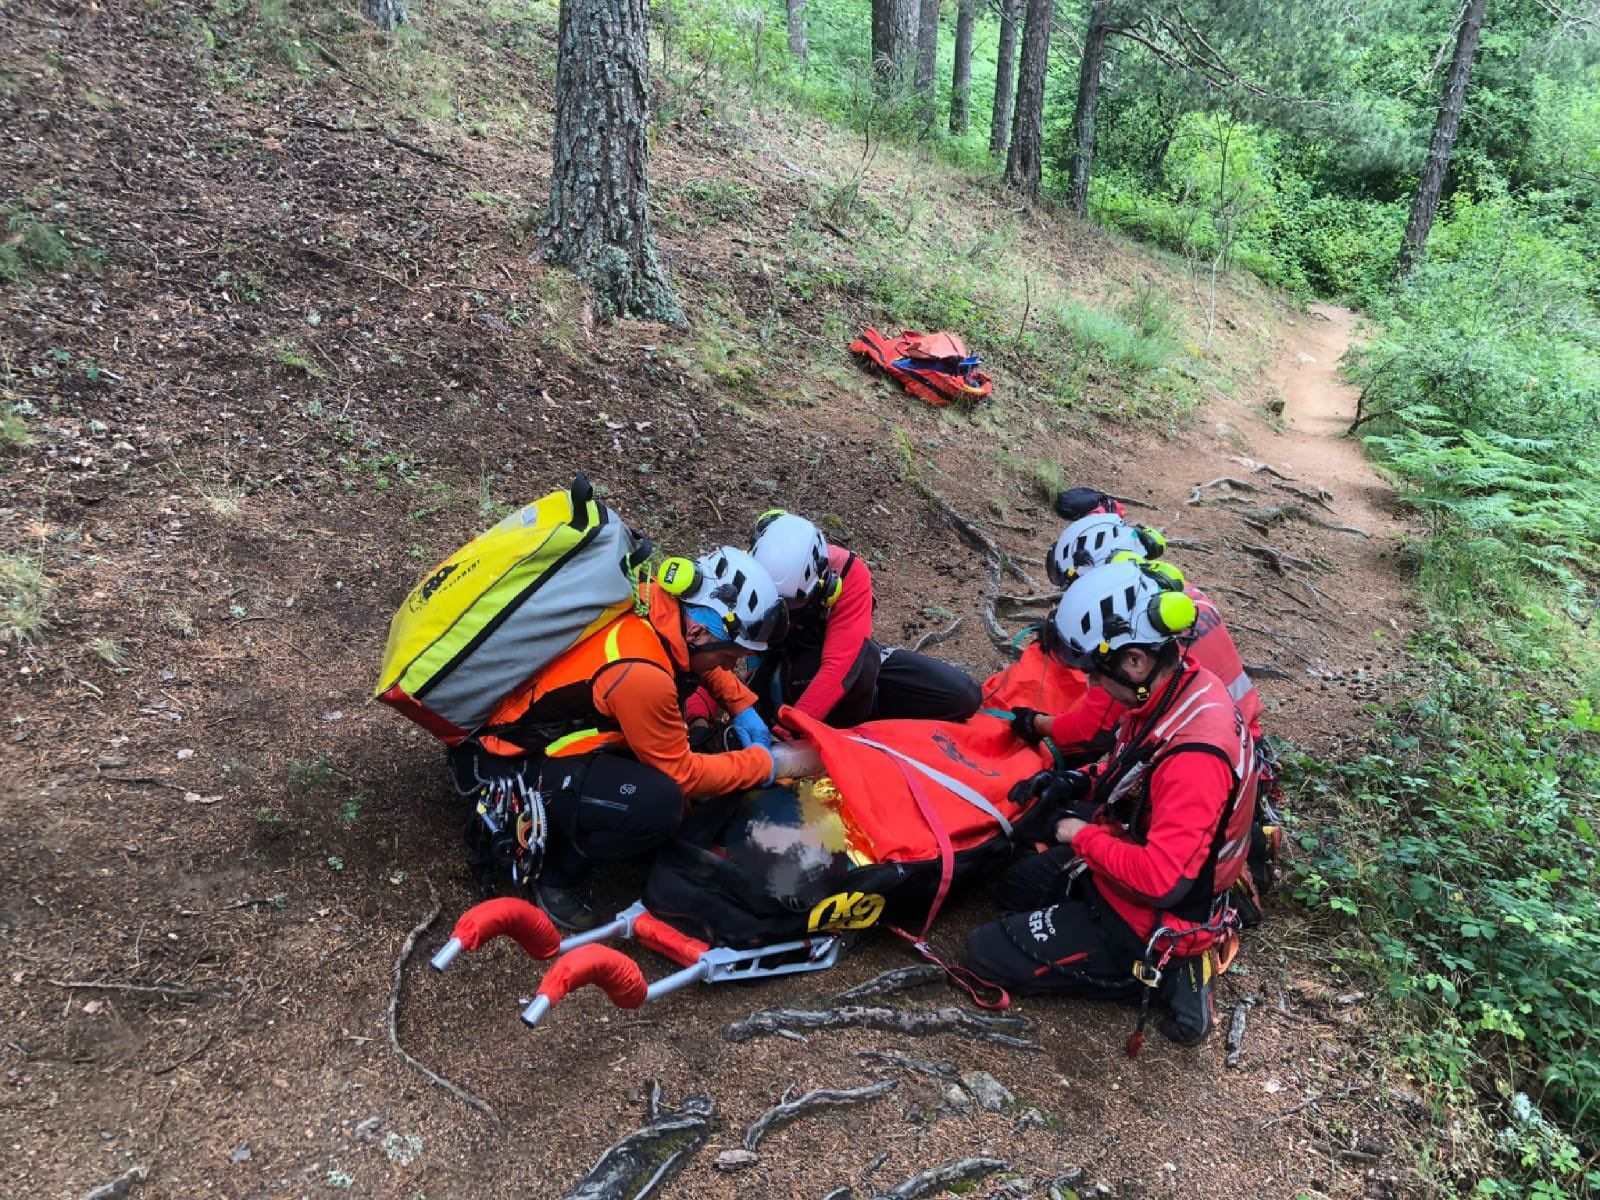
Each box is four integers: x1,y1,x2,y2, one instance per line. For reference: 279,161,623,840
950,0,975,135
1004,0,1052,196
872,0,919,84
544,0,682,323
1067,0,1112,216
1397,0,1487,277
362,0,406,32
989,0,1021,158
786,0,808,65
915,0,940,120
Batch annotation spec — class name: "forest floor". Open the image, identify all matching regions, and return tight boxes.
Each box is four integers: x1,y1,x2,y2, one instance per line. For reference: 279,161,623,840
1,3,1434,1198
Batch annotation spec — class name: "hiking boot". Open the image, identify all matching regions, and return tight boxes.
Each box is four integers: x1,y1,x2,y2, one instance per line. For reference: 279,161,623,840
535,877,602,933
1156,953,1215,1047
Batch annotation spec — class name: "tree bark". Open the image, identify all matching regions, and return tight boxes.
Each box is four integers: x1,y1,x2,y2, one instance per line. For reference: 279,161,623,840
1066,0,1113,216
543,0,683,322
915,0,940,120
1004,0,1052,196
989,0,1022,158
786,0,808,65
872,0,919,84
950,0,976,134
362,0,406,32
1397,0,1487,276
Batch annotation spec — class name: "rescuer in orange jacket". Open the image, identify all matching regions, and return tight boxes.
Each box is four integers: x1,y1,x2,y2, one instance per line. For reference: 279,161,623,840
965,561,1260,1047
456,547,805,930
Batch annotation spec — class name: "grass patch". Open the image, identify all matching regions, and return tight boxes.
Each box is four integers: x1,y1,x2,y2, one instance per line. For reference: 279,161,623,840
0,552,51,643
0,207,102,285
88,636,131,669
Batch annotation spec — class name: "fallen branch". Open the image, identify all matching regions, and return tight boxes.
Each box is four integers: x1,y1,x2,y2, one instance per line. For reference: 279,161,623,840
911,617,964,653
82,1167,147,1200
872,1158,1009,1200
723,1005,1040,1050
855,1050,959,1081
388,887,502,1130
831,965,946,1004
1225,997,1254,1068
1188,476,1261,506
290,115,460,167
744,1079,899,1150
48,979,221,1000
565,1091,716,1199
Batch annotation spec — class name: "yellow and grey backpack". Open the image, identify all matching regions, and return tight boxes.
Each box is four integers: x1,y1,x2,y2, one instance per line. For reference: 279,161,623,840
375,473,649,746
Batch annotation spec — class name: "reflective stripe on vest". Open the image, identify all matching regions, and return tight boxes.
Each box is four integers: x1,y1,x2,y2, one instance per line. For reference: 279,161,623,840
1226,670,1254,704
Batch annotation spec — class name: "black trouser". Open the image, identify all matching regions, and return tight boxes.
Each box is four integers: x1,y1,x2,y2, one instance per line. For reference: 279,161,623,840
754,639,982,727
965,853,1147,1001
450,745,683,887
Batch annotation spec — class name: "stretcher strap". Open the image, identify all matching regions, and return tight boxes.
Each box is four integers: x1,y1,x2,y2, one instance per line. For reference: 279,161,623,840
884,757,1010,1011
846,735,1014,837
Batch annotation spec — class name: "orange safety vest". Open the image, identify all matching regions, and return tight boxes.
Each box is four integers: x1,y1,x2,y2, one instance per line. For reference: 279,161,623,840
478,607,675,759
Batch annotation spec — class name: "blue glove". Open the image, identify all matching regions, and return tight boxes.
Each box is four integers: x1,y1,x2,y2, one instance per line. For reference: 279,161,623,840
730,706,773,750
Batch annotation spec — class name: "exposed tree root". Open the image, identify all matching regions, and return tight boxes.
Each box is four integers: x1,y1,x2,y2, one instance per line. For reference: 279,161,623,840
388,887,502,1131
915,481,1029,658
1233,540,1329,576
564,1089,716,1200
723,1005,1040,1050
1270,479,1338,512
1244,504,1370,539
1187,476,1262,505
1251,463,1295,481
994,591,1058,611
856,1050,959,1081
911,617,964,653
1226,997,1255,1068
831,965,947,1004
1245,662,1295,682
1163,536,1214,553
872,1157,1009,1199
743,1079,899,1150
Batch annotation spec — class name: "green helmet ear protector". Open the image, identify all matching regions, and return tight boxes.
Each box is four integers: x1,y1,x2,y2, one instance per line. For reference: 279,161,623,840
1141,559,1187,591
1149,588,1197,637
657,556,700,597
752,508,788,539
1135,526,1166,559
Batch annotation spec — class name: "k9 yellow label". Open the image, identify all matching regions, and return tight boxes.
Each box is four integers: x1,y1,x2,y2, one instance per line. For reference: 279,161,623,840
807,891,886,932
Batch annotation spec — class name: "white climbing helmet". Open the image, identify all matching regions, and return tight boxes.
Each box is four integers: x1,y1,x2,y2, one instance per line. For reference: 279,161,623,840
659,545,789,651
749,510,837,609
1046,513,1167,587
1047,559,1196,673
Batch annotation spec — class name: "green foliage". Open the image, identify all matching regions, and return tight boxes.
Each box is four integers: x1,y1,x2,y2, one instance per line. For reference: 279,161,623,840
1292,627,1600,1194
1348,199,1600,609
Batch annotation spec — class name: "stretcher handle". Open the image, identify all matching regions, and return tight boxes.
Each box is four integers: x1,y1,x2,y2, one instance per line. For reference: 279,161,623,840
519,945,649,1027
430,898,561,972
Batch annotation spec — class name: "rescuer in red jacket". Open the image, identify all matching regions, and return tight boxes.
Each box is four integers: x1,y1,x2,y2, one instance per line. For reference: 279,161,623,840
747,510,981,726
1005,512,1263,763
965,560,1260,1046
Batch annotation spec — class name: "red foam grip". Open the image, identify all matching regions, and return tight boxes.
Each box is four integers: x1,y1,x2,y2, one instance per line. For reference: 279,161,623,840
449,898,562,960
535,945,648,1009
633,912,710,968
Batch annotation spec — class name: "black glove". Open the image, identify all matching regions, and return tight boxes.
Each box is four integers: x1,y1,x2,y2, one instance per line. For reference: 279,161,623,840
1008,769,1092,809
1009,707,1045,746
1055,487,1117,521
